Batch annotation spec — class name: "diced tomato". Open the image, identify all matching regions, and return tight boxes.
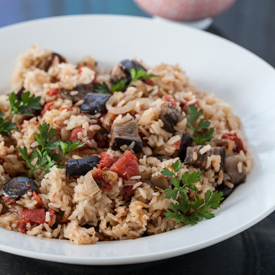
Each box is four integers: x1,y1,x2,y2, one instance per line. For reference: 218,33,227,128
163,96,177,107
78,65,97,82
93,168,105,182
123,186,134,200
17,217,30,233
160,210,166,218
100,182,113,192
33,191,44,207
21,208,45,224
144,79,154,86
41,102,54,116
48,88,59,96
2,196,16,204
93,168,113,192
70,127,89,150
110,151,139,180
174,141,180,150
60,107,75,112
94,129,109,148
98,152,118,169
222,132,246,153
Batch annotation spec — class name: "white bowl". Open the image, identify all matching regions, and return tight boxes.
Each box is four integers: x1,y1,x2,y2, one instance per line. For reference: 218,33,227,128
0,15,275,265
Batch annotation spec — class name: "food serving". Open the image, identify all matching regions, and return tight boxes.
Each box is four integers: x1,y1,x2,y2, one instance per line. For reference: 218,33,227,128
0,46,252,244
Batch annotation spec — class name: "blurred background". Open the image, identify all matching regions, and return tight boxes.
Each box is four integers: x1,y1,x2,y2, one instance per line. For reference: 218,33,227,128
0,0,274,66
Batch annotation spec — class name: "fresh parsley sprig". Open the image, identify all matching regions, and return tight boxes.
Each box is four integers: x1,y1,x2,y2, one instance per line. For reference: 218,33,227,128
9,91,41,116
18,123,84,177
129,67,157,86
161,160,223,225
0,91,41,134
111,79,127,93
186,105,214,145
95,79,128,95
0,112,17,133
95,82,111,94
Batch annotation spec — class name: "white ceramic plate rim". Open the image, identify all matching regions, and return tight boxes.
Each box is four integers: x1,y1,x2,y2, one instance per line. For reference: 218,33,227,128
0,15,275,265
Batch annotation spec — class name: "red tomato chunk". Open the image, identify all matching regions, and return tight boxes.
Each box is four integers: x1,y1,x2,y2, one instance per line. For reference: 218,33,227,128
110,151,139,180
33,191,44,207
17,217,30,233
41,102,54,116
222,132,246,153
21,208,45,224
48,88,59,96
70,127,89,150
98,152,118,169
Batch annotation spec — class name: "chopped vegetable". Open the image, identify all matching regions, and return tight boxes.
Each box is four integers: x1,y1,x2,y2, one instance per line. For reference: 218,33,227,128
111,79,127,93
0,91,41,134
66,156,100,177
3,177,38,199
110,151,139,180
186,105,214,145
110,120,143,153
80,93,110,115
161,160,223,225
160,102,182,133
17,123,84,177
98,152,118,169
21,208,45,224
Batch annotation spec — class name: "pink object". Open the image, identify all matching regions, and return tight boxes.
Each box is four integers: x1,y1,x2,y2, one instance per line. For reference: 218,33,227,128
134,0,237,22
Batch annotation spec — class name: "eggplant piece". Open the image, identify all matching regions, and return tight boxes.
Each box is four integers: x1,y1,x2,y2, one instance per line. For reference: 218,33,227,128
3,177,38,199
66,156,100,177
178,133,192,162
225,155,246,185
37,52,66,72
16,87,25,100
110,120,142,153
60,82,97,103
80,93,110,115
160,103,182,133
120,60,146,77
184,145,226,171
216,183,234,200
151,174,169,190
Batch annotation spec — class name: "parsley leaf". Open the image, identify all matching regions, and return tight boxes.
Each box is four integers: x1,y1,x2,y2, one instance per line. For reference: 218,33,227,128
186,105,214,145
9,91,41,116
0,111,17,133
18,123,84,177
95,82,111,94
160,160,223,226
129,67,157,86
111,79,127,93
0,91,41,134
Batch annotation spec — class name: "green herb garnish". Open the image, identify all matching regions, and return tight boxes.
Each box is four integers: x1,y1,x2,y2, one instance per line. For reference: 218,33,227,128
18,123,84,177
95,82,111,94
161,160,223,225
186,105,214,145
129,67,157,86
0,91,41,133
111,79,127,93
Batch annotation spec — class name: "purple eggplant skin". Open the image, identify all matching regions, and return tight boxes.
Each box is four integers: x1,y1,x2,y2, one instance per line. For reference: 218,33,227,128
120,60,147,76
3,177,38,199
60,82,97,103
80,93,110,115
110,120,143,153
178,133,192,162
66,156,100,177
37,52,66,72
160,103,182,133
